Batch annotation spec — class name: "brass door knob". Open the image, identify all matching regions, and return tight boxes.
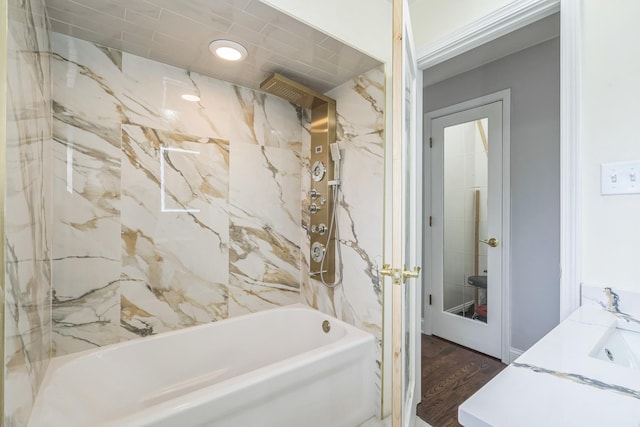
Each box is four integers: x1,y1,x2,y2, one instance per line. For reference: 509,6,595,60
380,264,393,277
403,266,421,280
480,237,499,247
380,264,421,285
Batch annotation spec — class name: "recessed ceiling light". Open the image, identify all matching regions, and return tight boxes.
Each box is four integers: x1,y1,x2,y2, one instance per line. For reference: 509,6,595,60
209,40,248,62
181,94,201,102
163,109,177,119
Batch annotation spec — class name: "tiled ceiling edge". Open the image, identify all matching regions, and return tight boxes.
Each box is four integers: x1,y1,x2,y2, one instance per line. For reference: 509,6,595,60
44,0,382,93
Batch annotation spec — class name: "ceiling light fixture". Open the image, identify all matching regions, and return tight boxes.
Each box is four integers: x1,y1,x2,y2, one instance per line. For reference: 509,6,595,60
209,40,248,62
181,94,201,102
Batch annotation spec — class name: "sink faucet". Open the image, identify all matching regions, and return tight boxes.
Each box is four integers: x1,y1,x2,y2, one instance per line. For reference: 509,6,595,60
603,287,621,313
601,287,640,329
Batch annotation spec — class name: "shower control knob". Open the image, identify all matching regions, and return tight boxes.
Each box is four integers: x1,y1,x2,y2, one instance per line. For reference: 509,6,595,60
311,161,326,182
311,242,325,263
309,189,319,199
320,196,327,205
309,203,319,214
311,224,327,235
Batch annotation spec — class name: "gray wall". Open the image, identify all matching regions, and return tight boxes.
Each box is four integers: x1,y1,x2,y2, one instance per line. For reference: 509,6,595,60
424,37,560,351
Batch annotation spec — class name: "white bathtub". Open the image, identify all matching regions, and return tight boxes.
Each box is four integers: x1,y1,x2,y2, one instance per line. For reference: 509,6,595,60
28,304,376,427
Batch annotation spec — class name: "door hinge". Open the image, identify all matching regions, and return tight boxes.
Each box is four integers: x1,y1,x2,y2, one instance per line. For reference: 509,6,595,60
429,294,432,305
429,216,432,227
429,137,433,148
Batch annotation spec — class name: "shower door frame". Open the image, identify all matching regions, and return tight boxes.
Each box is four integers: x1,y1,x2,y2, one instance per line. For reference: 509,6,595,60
389,0,422,425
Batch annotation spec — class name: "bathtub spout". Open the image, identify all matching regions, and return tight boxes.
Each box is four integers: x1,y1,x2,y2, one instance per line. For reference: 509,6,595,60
308,270,327,277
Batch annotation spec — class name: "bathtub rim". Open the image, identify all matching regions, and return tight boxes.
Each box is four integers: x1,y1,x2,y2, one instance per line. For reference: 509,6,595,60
48,303,370,364
101,323,376,426
30,303,377,426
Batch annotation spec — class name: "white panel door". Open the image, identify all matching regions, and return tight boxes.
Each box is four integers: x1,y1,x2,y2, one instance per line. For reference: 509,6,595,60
429,100,503,358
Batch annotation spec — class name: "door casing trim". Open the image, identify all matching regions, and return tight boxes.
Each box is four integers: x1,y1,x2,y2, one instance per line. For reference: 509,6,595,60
558,0,582,320
416,0,580,348
416,0,560,70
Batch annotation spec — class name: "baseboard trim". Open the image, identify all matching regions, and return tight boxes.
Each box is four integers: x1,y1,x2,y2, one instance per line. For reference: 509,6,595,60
509,347,525,363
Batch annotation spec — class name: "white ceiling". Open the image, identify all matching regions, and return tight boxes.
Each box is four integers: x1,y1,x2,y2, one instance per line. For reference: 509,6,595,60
44,0,382,93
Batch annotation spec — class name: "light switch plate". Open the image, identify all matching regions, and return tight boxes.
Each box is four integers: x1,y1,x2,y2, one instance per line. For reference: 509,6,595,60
601,160,640,195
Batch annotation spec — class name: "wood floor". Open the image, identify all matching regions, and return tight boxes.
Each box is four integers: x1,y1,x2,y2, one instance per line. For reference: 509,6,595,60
416,334,506,427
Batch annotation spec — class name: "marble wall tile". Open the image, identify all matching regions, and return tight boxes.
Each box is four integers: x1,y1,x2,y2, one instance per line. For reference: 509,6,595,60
303,67,385,340
50,33,126,129
300,67,385,411
120,125,229,335
4,0,52,425
49,32,305,355
51,33,124,355
121,53,302,149
51,120,121,353
228,143,302,316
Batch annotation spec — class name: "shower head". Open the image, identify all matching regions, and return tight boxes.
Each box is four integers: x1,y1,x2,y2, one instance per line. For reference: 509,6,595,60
260,73,333,109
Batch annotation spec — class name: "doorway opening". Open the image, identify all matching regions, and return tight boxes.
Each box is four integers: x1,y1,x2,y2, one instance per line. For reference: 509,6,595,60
417,10,561,426
426,94,508,359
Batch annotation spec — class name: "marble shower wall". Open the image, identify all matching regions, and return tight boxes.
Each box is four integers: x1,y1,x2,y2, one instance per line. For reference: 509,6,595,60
4,0,53,425
301,67,385,378
51,32,303,355
299,67,385,410
50,32,385,371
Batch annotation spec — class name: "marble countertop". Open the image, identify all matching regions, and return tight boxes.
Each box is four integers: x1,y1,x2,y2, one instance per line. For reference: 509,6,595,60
459,287,640,427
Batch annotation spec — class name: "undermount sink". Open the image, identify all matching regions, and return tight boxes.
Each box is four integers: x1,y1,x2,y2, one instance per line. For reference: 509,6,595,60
590,325,640,370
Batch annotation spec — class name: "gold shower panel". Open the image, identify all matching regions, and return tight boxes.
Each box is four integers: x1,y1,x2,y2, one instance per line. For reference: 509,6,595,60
260,73,338,282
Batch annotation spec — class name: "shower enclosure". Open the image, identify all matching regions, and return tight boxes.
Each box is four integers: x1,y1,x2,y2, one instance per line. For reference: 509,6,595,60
0,0,423,425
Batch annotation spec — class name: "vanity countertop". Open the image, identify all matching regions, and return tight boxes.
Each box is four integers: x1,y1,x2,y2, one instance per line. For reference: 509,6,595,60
459,286,640,427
